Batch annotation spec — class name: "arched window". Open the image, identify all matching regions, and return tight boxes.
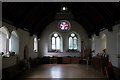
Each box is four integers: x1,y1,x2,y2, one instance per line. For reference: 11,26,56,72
68,33,78,50
34,37,38,52
101,34,107,50
0,27,9,55
92,37,95,51
58,20,71,31
9,31,19,54
51,33,61,51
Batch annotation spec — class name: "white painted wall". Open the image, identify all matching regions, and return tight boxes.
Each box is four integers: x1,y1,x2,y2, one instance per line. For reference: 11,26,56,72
118,26,120,68
107,26,118,67
2,56,17,69
39,20,90,57
2,22,38,69
91,24,120,68
0,21,2,80
17,28,30,60
91,34,101,55
0,56,2,80
28,36,38,59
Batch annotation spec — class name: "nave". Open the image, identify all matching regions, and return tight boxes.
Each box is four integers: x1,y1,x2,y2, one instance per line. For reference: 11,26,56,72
1,2,120,80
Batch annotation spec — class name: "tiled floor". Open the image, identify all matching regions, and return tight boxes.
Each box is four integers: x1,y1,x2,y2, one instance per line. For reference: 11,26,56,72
16,64,106,79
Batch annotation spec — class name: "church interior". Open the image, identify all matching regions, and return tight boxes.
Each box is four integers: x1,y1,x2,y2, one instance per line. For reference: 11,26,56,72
0,2,120,80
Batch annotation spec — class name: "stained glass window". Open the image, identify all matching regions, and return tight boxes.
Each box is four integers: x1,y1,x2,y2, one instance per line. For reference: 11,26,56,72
58,20,71,31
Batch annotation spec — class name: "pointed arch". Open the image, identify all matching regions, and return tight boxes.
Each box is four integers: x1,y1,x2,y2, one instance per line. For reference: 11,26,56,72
49,32,63,52
0,26,10,38
91,35,95,51
0,26,10,54
33,35,38,52
101,33,107,50
67,31,81,52
9,30,19,54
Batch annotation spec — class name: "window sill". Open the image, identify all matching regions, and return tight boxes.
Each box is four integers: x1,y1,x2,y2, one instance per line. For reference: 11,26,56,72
48,50,61,53
67,50,79,52
2,55,17,58
34,50,38,53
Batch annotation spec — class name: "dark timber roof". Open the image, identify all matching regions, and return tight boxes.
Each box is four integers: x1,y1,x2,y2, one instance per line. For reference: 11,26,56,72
2,2,120,38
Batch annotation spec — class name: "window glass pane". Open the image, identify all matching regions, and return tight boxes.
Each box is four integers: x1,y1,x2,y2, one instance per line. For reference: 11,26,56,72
52,37,55,49
1,32,7,53
92,37,95,51
69,37,73,49
0,27,8,54
9,31,19,54
73,37,77,49
56,37,60,49
54,33,58,37
0,31,2,52
34,37,38,52
9,38,11,52
51,33,61,51
71,33,75,37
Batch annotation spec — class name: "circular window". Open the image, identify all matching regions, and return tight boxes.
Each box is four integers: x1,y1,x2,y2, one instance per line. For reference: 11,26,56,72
58,20,71,31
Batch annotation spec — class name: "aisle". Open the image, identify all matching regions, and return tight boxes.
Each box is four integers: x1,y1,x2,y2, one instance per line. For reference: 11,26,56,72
17,64,106,79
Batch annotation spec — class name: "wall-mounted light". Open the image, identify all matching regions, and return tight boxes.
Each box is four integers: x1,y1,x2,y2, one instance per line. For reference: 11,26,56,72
61,7,68,11
62,7,66,10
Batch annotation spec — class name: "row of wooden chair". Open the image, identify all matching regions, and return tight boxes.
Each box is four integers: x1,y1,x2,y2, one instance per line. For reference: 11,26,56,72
42,56,82,64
